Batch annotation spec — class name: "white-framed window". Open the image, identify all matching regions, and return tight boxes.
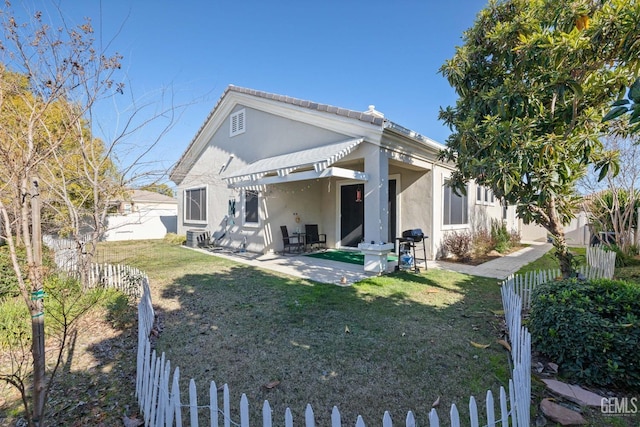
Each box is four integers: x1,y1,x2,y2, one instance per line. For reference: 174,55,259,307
184,187,207,223
443,179,468,226
230,109,246,137
243,189,259,226
476,185,495,205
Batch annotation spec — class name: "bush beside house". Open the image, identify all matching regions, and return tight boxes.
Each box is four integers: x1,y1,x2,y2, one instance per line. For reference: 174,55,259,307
529,278,640,390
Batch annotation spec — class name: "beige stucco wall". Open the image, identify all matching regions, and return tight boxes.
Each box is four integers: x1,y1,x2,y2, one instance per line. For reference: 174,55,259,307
175,96,517,259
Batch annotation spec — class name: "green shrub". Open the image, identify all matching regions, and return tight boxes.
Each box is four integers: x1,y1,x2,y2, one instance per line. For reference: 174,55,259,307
164,232,186,245
0,274,134,348
529,278,640,389
0,246,25,299
490,219,510,253
602,243,640,268
0,297,29,348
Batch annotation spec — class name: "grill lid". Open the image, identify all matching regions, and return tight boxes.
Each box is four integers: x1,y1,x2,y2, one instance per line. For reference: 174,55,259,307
402,228,424,241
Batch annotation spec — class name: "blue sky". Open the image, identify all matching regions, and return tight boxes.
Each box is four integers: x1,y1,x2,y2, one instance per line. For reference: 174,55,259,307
21,0,489,182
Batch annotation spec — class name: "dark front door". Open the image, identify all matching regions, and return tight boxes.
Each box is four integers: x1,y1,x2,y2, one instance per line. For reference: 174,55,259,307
340,180,397,247
340,184,364,247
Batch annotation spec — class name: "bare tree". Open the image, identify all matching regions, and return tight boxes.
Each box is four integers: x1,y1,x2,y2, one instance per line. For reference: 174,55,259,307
0,2,182,424
579,133,640,253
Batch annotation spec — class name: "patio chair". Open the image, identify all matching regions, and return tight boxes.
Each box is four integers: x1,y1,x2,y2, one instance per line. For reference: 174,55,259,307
280,226,303,254
305,224,326,250
196,231,211,248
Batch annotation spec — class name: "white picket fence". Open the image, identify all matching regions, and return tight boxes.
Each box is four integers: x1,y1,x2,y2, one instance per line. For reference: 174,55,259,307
135,276,532,427
43,234,145,296
505,246,616,310
88,263,146,297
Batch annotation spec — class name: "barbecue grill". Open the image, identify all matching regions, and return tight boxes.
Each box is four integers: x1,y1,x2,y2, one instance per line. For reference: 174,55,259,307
396,228,428,273
401,228,425,242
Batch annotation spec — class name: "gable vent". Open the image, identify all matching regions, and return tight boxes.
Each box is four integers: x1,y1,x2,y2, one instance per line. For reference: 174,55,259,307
230,109,246,137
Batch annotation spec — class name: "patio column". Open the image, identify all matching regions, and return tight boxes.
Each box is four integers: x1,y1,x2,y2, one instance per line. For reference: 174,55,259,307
363,145,389,244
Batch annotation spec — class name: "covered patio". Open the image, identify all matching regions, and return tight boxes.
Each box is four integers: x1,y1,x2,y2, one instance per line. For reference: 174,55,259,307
221,137,433,262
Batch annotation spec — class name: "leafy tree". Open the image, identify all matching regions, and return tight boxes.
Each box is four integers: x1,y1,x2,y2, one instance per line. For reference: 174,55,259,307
603,77,640,133
439,0,640,277
139,182,175,198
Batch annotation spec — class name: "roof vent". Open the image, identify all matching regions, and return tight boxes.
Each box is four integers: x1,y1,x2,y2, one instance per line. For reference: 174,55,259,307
365,104,384,118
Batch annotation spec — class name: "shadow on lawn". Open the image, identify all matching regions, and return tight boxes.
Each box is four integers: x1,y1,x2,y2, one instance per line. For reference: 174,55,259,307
153,262,507,427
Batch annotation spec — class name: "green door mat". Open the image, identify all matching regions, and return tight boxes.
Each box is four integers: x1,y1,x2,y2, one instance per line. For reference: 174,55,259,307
305,249,397,266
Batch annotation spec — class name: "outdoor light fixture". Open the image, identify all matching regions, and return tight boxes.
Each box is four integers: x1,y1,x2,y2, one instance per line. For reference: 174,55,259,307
355,185,363,203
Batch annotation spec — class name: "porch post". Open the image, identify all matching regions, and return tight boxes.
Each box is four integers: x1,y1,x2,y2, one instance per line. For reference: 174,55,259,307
363,145,389,244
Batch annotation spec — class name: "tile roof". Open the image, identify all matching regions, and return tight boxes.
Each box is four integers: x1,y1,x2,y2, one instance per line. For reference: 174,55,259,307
225,85,386,125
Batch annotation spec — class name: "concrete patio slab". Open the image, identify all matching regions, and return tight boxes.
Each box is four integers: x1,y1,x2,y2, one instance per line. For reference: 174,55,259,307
188,241,552,284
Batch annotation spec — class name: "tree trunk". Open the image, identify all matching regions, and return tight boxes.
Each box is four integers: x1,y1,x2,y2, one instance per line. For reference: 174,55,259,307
545,200,574,278
30,179,46,426
551,232,574,278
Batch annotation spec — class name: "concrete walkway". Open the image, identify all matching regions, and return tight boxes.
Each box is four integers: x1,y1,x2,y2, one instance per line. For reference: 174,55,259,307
190,241,553,285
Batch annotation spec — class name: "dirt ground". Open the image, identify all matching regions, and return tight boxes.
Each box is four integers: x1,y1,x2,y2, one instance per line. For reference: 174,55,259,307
0,306,140,427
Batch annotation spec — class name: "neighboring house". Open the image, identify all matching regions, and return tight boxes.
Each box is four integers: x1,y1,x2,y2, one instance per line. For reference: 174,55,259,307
170,85,518,259
520,210,592,246
104,189,177,241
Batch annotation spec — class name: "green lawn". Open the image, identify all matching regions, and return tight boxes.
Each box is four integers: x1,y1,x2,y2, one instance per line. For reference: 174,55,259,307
98,240,509,426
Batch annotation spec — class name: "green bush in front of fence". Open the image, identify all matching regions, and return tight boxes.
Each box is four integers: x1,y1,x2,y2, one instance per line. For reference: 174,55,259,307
0,274,134,349
0,245,26,299
529,278,640,389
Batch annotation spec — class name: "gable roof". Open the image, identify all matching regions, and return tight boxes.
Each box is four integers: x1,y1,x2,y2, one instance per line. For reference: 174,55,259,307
130,189,177,204
170,85,442,184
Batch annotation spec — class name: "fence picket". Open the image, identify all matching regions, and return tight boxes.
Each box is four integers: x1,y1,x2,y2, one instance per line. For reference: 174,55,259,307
223,384,231,427
158,358,170,427
449,403,460,427
149,353,162,426
468,396,478,427
210,382,219,427
189,379,199,427
304,404,315,427
172,367,182,427
382,411,392,427
331,406,341,427
405,411,415,427
285,408,293,427
262,400,272,427
499,387,508,427
429,409,440,426
241,394,250,427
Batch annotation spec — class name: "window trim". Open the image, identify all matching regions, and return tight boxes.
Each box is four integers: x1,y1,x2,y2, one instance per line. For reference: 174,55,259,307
475,184,495,206
242,189,260,228
184,186,208,224
230,108,246,137
443,178,469,228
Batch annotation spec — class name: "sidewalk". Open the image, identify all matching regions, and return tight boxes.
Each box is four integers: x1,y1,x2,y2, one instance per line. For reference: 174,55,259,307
431,242,553,279
190,242,553,285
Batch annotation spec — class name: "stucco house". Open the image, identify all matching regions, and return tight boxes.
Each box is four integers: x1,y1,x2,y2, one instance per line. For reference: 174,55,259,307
170,85,518,260
104,189,178,241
